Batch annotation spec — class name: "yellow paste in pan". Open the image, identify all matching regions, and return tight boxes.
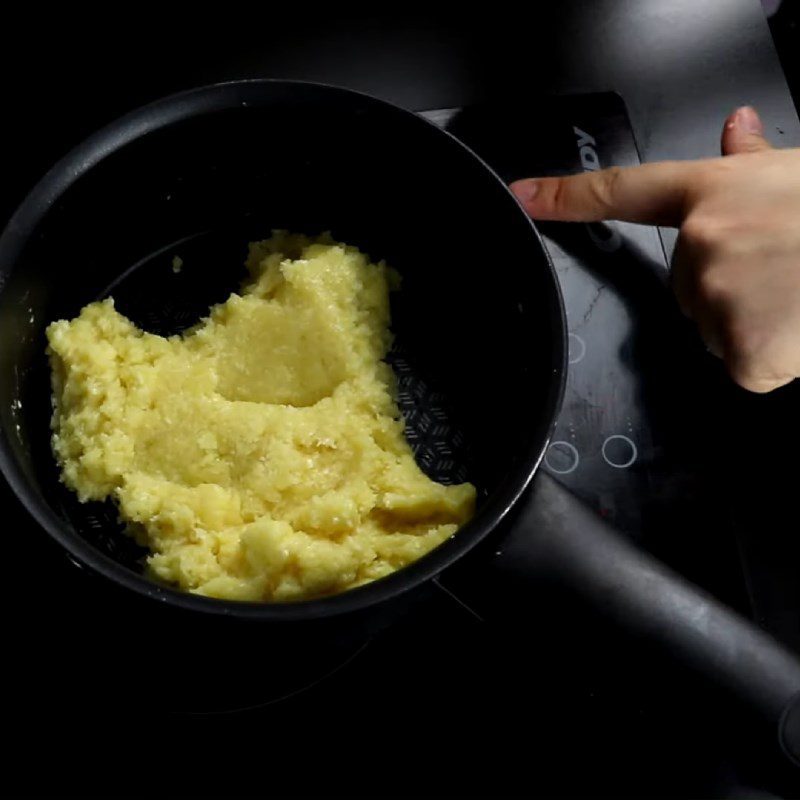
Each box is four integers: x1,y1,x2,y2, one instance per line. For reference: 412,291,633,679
46,233,475,601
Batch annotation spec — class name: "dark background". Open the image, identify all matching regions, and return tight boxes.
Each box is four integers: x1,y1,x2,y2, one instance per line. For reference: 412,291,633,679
2,2,799,250
769,1,800,112
3,2,800,798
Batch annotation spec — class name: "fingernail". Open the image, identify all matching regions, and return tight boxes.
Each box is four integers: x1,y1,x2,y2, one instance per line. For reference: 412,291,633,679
510,179,539,204
734,106,763,135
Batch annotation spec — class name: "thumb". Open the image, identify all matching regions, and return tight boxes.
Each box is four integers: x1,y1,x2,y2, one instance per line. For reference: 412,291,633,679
721,106,772,155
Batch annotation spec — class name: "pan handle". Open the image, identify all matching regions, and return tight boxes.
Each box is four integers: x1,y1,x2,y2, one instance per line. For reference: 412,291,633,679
496,471,800,766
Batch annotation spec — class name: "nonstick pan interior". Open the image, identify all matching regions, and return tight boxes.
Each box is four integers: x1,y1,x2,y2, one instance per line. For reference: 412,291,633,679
0,81,565,616
48,223,480,572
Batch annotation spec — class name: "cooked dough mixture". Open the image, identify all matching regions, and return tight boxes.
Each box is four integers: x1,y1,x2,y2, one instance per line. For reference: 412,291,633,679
46,233,475,601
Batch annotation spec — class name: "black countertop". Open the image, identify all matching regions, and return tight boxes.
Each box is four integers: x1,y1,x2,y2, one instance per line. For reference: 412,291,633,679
4,2,800,797
3,2,798,217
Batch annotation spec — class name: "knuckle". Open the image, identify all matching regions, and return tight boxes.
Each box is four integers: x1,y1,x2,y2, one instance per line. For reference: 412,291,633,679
680,215,722,253
726,323,754,359
728,364,785,393
591,167,623,211
696,266,730,305
724,324,794,393
730,373,772,393
550,178,568,216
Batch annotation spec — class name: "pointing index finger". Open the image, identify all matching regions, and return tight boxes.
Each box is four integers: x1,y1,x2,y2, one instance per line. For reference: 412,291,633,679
510,160,705,227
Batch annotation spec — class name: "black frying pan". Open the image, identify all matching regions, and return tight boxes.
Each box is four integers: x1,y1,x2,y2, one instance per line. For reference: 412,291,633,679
0,80,798,759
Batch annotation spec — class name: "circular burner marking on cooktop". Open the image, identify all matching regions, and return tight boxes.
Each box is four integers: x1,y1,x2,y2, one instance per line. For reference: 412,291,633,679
545,441,580,475
601,435,638,469
568,332,586,364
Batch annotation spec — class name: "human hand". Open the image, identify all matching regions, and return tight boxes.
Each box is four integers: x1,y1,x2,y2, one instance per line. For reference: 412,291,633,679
510,106,800,393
